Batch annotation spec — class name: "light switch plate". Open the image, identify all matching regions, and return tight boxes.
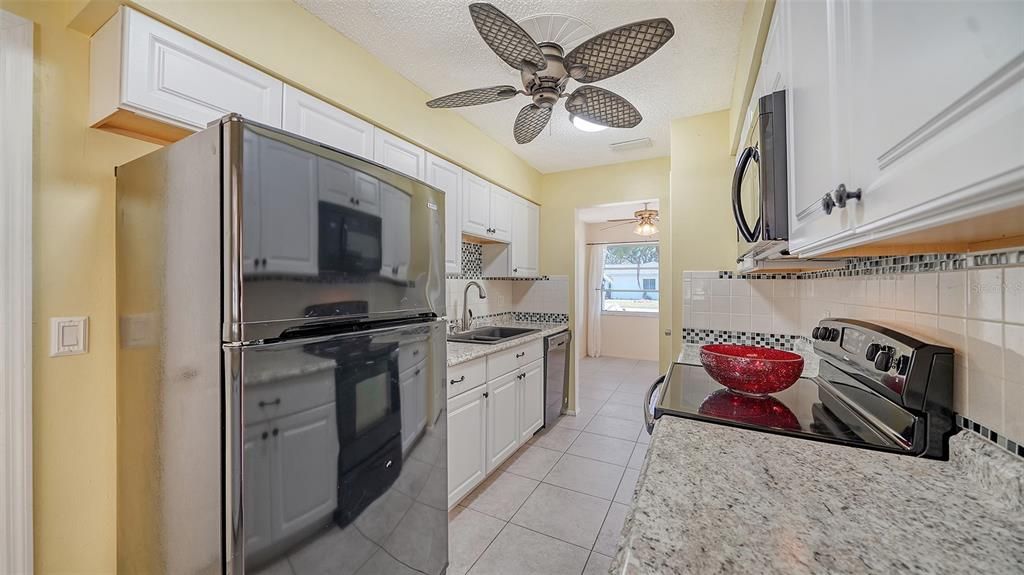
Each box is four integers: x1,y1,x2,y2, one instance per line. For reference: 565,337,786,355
50,316,88,357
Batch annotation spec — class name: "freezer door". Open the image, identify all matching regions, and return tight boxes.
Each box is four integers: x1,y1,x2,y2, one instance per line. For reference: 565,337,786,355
225,319,448,575
226,119,446,342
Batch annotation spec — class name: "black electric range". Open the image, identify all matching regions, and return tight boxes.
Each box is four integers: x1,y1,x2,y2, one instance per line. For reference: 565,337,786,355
647,319,956,459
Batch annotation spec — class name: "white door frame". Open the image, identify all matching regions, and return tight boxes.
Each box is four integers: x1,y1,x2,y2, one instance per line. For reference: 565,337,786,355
0,9,34,575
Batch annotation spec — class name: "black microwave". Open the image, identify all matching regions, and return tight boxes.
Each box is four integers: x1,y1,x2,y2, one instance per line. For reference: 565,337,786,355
733,90,789,259
319,201,382,276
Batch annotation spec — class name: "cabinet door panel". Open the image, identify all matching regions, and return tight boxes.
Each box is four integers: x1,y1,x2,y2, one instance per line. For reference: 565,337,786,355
258,137,319,275
462,171,491,238
380,183,412,280
283,86,374,158
525,202,539,275
374,129,425,179
509,197,528,276
518,361,544,443
399,363,429,453
243,424,273,555
486,374,519,473
426,154,463,275
123,9,282,130
447,389,487,507
271,403,338,540
847,0,1024,237
782,0,853,252
489,186,512,242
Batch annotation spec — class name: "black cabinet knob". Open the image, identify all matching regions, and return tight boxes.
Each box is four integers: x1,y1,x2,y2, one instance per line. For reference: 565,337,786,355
483,392,489,398
833,184,862,208
822,193,836,215
272,428,279,437
865,343,881,361
874,351,893,371
261,431,268,440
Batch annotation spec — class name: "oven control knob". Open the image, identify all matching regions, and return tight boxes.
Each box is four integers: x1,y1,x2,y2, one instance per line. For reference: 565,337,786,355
874,350,893,371
827,328,840,341
812,327,822,340
865,343,881,361
896,354,911,375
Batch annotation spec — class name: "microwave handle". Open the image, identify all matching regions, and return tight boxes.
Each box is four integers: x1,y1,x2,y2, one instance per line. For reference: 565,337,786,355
732,145,761,243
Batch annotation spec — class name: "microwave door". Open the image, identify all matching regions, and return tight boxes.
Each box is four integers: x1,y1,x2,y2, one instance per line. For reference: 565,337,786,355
226,319,447,575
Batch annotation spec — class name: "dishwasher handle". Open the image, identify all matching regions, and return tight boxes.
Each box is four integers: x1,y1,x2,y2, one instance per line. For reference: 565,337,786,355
644,375,666,436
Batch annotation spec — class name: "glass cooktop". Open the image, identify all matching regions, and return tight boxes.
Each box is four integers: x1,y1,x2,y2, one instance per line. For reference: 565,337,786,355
654,362,919,454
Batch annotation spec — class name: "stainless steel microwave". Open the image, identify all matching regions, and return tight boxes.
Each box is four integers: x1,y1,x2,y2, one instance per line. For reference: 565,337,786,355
733,90,789,260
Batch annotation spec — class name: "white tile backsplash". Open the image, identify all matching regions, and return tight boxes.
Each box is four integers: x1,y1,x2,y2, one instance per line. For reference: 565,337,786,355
681,258,1024,446
446,276,569,322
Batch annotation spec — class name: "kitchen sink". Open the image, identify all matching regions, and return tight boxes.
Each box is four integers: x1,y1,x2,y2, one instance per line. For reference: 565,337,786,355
447,326,539,345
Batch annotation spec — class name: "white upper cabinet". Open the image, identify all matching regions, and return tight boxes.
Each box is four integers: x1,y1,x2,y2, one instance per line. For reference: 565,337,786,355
461,171,492,239
772,0,1024,256
90,7,283,134
380,183,412,281
426,154,464,275
245,133,319,277
283,86,374,159
318,158,381,216
781,0,854,253
488,186,513,243
843,0,1024,243
373,128,426,180
510,197,539,277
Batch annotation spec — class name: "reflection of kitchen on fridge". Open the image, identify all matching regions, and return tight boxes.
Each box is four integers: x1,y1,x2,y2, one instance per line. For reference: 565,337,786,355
115,115,448,574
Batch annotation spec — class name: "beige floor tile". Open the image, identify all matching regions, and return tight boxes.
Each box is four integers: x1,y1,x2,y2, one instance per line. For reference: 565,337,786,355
447,506,506,575
614,468,640,505
597,401,644,423
593,503,630,556
529,426,581,452
462,472,539,521
567,432,635,466
627,443,648,470
468,523,589,575
354,548,418,575
583,416,642,442
382,502,448,574
511,483,611,549
583,552,613,575
288,525,377,575
543,453,624,500
500,445,563,481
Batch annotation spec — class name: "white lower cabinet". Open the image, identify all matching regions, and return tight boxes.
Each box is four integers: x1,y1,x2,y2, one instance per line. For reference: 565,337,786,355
485,371,520,473
244,402,337,556
518,361,544,443
446,343,545,508
446,387,488,508
399,360,429,453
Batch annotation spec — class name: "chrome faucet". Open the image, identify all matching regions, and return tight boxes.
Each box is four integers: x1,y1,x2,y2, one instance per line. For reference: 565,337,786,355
461,281,487,332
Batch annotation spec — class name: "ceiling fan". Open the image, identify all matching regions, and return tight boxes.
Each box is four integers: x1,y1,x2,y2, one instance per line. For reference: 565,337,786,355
426,3,675,144
602,203,660,236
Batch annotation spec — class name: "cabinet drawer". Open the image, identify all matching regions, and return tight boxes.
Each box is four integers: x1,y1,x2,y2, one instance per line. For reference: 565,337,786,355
245,368,334,425
399,339,430,374
487,340,543,380
447,357,486,399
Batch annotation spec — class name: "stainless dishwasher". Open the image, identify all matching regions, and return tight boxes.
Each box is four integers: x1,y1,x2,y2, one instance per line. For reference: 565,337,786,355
544,330,572,428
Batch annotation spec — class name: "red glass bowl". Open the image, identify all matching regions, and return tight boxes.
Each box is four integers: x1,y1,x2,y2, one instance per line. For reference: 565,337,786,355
698,344,804,395
698,389,801,430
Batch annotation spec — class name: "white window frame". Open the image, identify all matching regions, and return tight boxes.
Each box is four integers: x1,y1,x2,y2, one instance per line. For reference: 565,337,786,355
1,9,34,574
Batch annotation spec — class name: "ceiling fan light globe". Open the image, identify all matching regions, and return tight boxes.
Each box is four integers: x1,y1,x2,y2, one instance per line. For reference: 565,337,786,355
570,114,608,132
633,221,658,236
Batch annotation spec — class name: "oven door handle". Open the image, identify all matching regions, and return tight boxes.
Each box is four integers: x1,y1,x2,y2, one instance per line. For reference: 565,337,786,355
644,375,666,436
732,145,761,243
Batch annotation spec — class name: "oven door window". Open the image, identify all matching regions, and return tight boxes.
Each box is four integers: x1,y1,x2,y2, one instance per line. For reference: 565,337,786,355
354,371,390,433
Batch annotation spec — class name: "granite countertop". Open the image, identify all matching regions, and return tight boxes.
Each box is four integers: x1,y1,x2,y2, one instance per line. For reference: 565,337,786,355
614,413,1024,574
446,321,569,367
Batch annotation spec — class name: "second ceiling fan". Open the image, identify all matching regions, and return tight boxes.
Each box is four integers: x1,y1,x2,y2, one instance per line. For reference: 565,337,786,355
426,3,675,144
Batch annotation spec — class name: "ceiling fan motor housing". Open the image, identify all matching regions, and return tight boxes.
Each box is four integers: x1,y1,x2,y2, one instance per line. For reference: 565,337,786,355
527,43,569,109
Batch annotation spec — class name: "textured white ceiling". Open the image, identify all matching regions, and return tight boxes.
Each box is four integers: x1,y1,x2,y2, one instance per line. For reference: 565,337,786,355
579,200,659,223
296,0,746,174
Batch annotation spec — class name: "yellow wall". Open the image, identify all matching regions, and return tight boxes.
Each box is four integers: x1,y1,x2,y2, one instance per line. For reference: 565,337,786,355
2,0,542,572
670,111,738,362
0,2,160,573
538,158,672,399
129,0,543,202
728,0,776,151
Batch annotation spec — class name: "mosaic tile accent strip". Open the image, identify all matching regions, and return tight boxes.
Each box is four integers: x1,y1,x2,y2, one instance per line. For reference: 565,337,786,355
447,241,550,280
957,414,1024,460
682,328,801,351
512,312,569,324
718,247,1023,280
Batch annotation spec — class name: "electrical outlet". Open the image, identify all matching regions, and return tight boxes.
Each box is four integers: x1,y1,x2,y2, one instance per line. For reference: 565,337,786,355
50,316,88,357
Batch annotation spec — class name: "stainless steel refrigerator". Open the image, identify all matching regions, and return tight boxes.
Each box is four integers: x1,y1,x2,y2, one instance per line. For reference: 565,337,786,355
115,115,448,575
